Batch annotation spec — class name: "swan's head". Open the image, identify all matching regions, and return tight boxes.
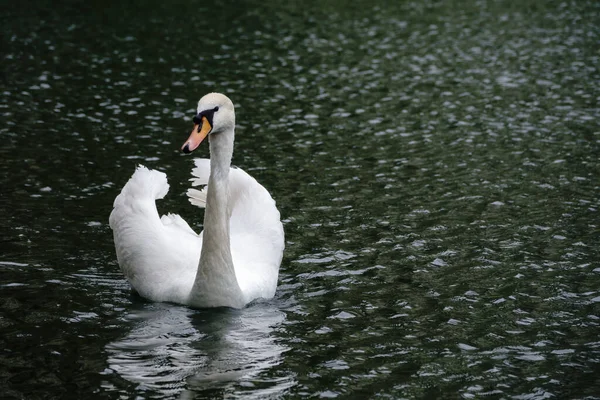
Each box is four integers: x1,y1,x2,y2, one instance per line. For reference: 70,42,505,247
181,92,235,154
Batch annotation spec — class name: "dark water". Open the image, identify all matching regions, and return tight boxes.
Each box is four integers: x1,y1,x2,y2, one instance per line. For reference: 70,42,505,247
1,0,599,398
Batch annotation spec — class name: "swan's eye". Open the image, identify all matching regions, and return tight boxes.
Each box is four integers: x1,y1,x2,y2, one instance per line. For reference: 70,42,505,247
213,106,219,112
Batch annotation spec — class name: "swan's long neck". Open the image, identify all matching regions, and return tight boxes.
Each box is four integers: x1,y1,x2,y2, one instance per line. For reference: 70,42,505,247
190,128,244,308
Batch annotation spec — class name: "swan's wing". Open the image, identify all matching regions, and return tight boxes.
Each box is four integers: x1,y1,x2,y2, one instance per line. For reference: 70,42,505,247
109,166,201,304
187,159,284,301
186,187,207,208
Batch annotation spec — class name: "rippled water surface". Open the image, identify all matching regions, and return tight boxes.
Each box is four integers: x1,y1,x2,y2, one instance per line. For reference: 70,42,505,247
1,0,599,398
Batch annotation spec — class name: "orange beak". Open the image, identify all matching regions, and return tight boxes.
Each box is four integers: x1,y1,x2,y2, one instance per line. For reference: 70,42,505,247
181,116,212,153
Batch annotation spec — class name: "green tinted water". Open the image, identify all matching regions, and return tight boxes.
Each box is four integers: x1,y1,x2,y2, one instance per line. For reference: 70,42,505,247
1,0,599,398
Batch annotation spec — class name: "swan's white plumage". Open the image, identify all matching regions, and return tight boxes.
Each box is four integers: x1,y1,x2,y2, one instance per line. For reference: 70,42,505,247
109,160,284,308
109,93,284,309
109,166,201,305
188,158,284,302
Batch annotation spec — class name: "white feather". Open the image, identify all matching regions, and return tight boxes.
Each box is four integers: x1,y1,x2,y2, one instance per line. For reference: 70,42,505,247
186,187,207,208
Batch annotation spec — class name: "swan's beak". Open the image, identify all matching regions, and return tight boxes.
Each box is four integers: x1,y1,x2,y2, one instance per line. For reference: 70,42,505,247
181,116,212,154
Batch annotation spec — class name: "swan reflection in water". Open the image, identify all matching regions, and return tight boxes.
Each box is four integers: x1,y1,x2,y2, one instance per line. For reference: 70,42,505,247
105,301,293,398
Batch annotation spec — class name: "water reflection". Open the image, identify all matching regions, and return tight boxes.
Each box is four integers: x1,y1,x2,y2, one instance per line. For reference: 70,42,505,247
106,302,293,398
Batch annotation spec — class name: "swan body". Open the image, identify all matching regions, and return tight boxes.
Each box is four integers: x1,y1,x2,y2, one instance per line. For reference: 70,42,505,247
109,93,284,308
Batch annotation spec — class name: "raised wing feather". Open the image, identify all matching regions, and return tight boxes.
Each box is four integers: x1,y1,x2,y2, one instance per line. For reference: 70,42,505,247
109,166,201,304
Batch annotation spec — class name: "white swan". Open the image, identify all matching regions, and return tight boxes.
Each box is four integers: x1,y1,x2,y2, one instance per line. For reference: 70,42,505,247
109,93,284,309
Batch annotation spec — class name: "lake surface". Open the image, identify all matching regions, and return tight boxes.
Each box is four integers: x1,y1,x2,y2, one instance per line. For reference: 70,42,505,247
1,0,599,398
